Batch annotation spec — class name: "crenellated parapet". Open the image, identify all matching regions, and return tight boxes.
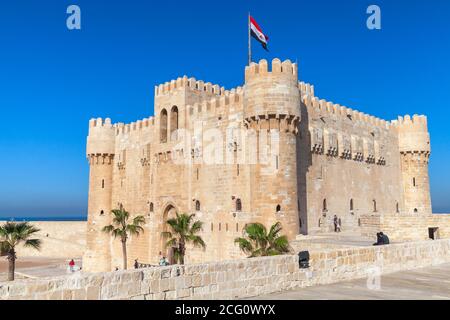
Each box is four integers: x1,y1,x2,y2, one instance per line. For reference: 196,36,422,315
244,59,301,128
87,118,116,157
186,86,244,118
298,81,315,98
155,75,226,97
114,116,156,135
392,114,430,160
302,95,391,130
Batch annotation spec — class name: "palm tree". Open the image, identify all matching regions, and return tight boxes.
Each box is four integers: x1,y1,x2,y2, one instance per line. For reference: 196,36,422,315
0,222,41,281
102,208,145,270
234,222,290,257
162,213,206,265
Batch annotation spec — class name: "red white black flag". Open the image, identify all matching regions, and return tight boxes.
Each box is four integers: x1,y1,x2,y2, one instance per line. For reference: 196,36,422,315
250,15,269,51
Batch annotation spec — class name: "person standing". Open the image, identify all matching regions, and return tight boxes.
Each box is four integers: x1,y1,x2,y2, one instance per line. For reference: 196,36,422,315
69,259,75,272
333,215,339,232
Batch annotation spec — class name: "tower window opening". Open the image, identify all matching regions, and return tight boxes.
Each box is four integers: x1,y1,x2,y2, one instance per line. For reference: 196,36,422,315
414,208,418,213
322,199,327,212
236,223,239,232
276,204,281,212
413,177,416,187
195,200,201,212
350,199,354,211
170,106,178,141
373,200,377,212
149,202,154,213
276,156,279,170
160,109,168,143
101,179,105,189
236,198,242,212
396,202,399,213
100,210,104,216
237,164,240,176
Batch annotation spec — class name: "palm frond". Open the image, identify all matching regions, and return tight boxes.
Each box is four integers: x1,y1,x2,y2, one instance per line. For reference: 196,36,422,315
234,237,253,255
24,239,41,250
187,235,206,249
165,237,177,248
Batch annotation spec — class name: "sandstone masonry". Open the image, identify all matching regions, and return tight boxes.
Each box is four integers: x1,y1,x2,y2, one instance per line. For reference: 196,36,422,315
83,58,447,272
1,239,449,300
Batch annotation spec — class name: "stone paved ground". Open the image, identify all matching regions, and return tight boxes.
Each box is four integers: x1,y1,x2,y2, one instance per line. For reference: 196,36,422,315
0,257,82,281
251,263,450,300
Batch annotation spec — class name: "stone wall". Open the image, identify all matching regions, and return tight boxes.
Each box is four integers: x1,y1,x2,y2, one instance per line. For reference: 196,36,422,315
0,221,86,258
359,214,450,241
1,239,449,300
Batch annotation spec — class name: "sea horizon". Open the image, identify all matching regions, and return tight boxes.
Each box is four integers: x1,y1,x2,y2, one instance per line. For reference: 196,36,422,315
0,216,87,222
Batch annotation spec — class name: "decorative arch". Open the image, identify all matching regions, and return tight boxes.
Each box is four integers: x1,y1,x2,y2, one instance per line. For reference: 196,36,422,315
161,203,178,264
160,108,168,143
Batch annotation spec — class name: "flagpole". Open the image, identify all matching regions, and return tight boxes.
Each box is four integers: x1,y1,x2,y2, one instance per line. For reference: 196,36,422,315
248,12,251,66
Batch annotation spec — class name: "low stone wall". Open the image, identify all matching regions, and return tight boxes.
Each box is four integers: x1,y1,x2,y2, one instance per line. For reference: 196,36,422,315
0,221,86,258
359,214,450,241
1,238,449,300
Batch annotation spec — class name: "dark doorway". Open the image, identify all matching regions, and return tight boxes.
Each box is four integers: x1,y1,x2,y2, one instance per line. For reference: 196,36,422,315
428,227,439,240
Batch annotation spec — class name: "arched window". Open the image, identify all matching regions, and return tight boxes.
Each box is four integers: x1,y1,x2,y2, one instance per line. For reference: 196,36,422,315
170,106,178,141
414,208,418,213
350,199,354,211
160,109,168,143
373,200,377,212
195,200,201,211
322,199,327,212
396,202,399,213
149,202,154,213
276,204,281,212
100,210,104,216
236,198,242,212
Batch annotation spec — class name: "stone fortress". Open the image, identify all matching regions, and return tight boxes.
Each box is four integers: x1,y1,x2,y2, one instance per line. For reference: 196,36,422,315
84,58,450,272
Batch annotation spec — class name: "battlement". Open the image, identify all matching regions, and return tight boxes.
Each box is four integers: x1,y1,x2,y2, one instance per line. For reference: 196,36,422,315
155,76,226,97
298,81,315,98
394,114,430,154
391,114,428,131
303,95,391,130
114,117,156,135
245,59,298,81
185,86,244,117
89,117,113,128
87,117,116,156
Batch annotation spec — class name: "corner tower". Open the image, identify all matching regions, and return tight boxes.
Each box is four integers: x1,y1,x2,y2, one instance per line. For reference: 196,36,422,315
396,114,432,214
83,118,115,272
243,59,301,239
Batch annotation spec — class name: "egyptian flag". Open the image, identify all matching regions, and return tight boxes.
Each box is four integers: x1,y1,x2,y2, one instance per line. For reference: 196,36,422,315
250,16,269,51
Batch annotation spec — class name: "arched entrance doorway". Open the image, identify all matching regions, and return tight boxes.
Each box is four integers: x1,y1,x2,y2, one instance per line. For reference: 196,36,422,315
161,204,178,264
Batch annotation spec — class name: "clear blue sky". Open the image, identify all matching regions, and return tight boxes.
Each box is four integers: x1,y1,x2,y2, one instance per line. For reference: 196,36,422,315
0,0,449,218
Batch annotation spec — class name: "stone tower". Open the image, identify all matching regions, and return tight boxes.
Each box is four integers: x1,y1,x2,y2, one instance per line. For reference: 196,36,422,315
243,59,301,239
396,114,432,214
83,118,115,272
